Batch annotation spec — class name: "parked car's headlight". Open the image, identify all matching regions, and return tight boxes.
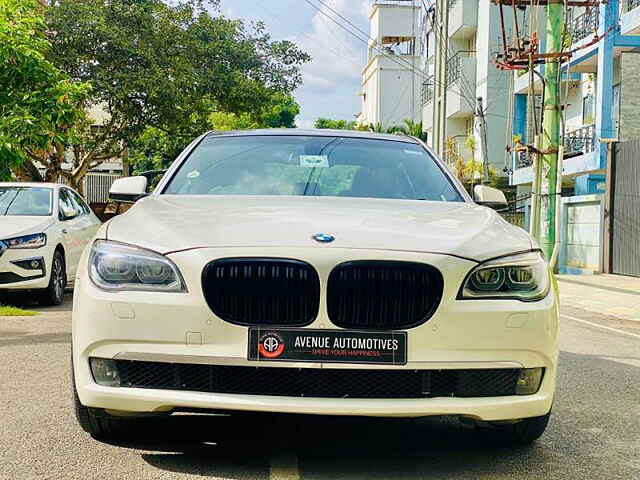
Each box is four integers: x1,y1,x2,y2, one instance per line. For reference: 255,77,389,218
460,251,549,301
2,233,47,249
89,240,187,292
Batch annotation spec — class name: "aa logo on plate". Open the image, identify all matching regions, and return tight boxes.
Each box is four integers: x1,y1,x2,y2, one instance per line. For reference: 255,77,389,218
258,332,285,359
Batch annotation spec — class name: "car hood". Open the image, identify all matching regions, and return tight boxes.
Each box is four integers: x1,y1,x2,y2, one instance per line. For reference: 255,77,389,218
0,216,54,240
106,195,533,262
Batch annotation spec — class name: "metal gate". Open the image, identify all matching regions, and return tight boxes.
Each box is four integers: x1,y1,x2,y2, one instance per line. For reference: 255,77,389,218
611,140,640,277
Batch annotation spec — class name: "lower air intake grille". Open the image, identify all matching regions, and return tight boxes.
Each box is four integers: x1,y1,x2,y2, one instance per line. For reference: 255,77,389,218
327,261,444,330
112,360,529,399
201,258,320,327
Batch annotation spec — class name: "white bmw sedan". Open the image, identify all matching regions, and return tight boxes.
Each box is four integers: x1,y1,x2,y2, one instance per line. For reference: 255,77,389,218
0,183,101,305
72,130,559,444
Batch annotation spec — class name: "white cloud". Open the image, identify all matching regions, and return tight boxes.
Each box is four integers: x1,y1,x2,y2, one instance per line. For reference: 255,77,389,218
293,0,369,90
360,0,372,18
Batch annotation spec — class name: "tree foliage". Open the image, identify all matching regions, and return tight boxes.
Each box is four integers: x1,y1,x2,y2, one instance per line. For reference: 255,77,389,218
7,0,310,191
314,118,428,143
314,118,358,130
129,92,301,173
0,0,89,180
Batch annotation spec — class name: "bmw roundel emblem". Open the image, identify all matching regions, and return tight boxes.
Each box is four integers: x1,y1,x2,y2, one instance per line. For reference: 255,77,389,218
312,233,335,243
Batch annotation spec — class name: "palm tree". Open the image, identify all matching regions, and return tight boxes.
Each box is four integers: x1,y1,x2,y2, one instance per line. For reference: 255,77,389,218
399,119,428,142
365,120,427,139
367,122,400,134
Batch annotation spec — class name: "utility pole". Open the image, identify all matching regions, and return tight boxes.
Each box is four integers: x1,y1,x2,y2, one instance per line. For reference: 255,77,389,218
477,97,491,184
433,0,449,157
539,0,564,260
492,0,601,262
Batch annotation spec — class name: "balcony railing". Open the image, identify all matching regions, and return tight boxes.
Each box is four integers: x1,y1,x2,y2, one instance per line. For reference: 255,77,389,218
625,0,640,13
516,151,533,169
564,124,596,157
570,8,599,44
514,124,596,170
421,77,434,105
446,51,475,86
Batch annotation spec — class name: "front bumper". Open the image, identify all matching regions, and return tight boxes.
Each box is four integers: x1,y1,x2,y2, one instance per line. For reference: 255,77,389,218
0,246,53,290
73,246,559,421
81,379,554,421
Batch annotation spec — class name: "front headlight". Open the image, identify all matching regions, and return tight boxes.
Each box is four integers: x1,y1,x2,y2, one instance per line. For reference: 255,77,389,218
89,240,187,292
2,233,47,249
459,251,549,302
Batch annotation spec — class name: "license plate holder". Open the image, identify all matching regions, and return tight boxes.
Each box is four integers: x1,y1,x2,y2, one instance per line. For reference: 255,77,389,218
248,328,407,365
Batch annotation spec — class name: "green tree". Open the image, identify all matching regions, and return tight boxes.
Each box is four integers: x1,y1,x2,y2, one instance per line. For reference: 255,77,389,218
128,127,185,175
314,118,357,130
210,92,300,131
0,0,89,181
13,0,310,192
261,93,300,129
129,93,301,173
396,120,428,142
444,135,483,193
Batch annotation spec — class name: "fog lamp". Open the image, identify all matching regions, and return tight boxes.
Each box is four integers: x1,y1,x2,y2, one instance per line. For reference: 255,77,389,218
11,257,44,271
90,358,121,387
515,368,544,395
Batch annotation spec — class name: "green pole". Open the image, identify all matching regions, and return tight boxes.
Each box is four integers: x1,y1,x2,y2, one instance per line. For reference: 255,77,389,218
539,0,564,260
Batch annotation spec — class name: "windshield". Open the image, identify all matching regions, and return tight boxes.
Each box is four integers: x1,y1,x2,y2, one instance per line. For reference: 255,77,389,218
163,136,464,202
0,187,53,216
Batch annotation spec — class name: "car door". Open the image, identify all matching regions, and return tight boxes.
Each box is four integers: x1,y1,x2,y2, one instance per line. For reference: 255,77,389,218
58,188,85,277
67,188,101,245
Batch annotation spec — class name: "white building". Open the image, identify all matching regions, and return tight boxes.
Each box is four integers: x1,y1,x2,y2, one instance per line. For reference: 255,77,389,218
359,0,423,129
421,0,513,175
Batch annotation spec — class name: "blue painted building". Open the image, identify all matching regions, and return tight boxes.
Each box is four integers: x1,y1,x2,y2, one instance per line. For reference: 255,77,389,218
509,0,640,273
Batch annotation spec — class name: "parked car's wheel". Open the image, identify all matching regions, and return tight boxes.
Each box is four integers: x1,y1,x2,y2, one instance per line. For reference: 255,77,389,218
71,357,133,440
484,411,551,445
39,250,66,306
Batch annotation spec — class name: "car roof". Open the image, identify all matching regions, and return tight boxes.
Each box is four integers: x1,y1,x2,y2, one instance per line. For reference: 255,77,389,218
204,128,421,144
0,182,60,189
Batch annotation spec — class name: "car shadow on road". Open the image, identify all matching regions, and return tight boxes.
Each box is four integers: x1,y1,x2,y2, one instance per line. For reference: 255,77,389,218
99,412,550,479
3,291,73,313
80,352,640,479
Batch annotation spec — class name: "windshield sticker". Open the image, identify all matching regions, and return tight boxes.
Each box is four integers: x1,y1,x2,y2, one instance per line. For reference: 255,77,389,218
299,155,329,168
186,170,200,179
404,150,422,155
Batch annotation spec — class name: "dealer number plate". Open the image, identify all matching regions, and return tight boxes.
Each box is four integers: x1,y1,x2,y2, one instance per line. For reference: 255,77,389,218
248,328,407,365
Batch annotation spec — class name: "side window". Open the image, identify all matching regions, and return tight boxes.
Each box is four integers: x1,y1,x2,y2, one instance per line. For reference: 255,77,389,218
58,189,76,221
69,190,91,215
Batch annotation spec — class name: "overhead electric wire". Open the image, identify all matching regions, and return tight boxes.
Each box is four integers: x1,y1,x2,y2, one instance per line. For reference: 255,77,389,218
302,0,476,110
419,2,479,112
421,6,478,103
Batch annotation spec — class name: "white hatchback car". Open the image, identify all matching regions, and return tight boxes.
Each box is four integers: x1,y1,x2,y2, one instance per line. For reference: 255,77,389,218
72,130,559,444
0,183,101,305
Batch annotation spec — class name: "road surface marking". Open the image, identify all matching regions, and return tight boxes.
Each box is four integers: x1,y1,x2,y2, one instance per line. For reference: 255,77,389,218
270,451,300,480
561,314,640,340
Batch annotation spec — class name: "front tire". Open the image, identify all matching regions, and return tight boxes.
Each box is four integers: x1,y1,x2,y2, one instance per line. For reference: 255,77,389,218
71,357,133,440
39,250,65,306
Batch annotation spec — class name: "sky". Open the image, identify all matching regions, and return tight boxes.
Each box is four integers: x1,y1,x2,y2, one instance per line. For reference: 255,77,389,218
219,0,371,129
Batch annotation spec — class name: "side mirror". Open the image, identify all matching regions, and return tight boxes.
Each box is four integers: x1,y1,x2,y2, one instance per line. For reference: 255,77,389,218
474,185,508,210
60,205,80,220
109,176,148,203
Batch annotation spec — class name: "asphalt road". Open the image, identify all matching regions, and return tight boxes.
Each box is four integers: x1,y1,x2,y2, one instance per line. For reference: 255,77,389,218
1,294,639,480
